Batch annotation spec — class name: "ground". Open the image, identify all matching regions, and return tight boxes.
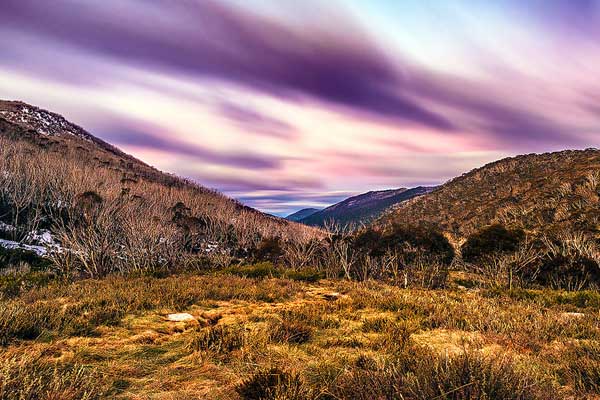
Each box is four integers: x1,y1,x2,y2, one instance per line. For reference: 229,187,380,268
1,272,600,399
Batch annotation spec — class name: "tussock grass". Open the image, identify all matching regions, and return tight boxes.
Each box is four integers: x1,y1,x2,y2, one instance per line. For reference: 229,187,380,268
0,349,107,399
0,275,303,345
0,274,598,399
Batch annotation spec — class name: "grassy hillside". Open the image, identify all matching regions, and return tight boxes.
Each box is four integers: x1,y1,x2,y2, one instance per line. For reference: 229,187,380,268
379,149,600,241
0,101,319,277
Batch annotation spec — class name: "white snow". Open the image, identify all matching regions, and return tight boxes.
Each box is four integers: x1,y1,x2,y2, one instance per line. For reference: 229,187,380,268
2,105,91,140
26,229,56,246
0,229,61,256
0,239,48,256
0,222,16,233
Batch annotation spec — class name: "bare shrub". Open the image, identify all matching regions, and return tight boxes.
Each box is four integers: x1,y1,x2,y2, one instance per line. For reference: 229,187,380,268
0,136,323,277
282,240,321,270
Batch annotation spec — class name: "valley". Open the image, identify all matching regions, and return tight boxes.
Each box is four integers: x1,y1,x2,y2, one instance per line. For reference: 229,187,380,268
1,101,600,399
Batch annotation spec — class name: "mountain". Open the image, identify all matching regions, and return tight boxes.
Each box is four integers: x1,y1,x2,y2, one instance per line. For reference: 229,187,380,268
378,149,600,241
299,186,435,228
286,208,321,222
0,100,319,275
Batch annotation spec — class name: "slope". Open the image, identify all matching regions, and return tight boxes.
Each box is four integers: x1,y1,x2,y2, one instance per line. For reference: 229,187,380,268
300,186,435,228
379,149,600,240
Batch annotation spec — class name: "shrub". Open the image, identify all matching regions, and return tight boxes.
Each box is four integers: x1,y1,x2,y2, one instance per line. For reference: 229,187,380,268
331,345,554,400
0,246,51,272
0,271,54,299
353,225,455,266
518,233,600,290
253,237,285,263
222,262,278,279
236,367,306,400
361,316,394,333
386,224,455,265
188,325,246,354
462,224,525,263
283,267,323,282
559,341,600,393
0,301,56,345
269,320,313,344
535,253,600,291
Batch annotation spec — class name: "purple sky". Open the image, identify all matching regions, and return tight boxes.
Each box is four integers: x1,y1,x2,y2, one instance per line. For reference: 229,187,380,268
1,0,599,215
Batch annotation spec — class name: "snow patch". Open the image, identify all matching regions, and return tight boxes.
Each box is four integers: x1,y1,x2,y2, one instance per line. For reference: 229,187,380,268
26,229,56,247
0,222,16,233
0,239,48,256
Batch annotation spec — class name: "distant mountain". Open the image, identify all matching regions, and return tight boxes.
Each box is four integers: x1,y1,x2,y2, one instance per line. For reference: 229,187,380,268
286,208,321,222
377,149,600,241
299,187,435,228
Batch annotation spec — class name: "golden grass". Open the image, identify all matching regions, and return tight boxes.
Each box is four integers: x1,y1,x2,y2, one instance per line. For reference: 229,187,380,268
1,273,600,399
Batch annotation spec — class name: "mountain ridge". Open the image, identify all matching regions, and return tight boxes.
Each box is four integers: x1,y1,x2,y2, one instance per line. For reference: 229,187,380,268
299,186,436,228
285,208,321,222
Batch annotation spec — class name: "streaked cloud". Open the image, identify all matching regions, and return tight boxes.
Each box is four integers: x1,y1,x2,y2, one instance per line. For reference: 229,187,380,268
1,0,599,215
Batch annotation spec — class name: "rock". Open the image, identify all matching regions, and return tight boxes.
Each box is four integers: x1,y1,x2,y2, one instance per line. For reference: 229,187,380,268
166,313,195,322
200,312,223,326
323,292,343,301
561,312,585,319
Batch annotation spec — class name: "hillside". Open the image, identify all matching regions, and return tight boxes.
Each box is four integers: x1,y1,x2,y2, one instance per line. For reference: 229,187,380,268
0,100,318,275
285,208,321,222
379,149,600,240
300,186,435,228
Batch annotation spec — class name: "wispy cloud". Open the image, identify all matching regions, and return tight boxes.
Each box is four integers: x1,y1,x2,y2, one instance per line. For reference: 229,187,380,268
1,0,599,213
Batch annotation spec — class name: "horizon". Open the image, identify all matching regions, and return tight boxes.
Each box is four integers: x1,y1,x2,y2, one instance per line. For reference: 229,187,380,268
1,1,599,216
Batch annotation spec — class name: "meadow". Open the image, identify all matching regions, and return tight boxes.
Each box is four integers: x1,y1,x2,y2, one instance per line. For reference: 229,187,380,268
1,268,599,399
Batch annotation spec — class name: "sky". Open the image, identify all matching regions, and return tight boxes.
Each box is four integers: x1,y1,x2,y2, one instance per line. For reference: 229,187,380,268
0,1,599,216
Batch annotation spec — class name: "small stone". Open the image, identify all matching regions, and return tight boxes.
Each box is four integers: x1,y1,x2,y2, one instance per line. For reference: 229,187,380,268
323,292,342,301
561,312,585,319
166,313,196,322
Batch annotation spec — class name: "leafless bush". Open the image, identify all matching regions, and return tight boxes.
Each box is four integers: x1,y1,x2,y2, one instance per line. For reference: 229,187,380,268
0,137,322,277
475,243,541,289
282,240,321,270
538,232,600,291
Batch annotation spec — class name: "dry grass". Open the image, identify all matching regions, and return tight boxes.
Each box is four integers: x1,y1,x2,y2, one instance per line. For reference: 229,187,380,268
0,273,599,399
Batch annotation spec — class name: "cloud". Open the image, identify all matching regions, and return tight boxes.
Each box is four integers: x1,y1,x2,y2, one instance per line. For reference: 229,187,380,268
234,190,357,216
181,173,324,193
0,0,587,148
1,0,599,214
404,71,583,148
99,124,279,170
216,101,297,139
0,0,455,131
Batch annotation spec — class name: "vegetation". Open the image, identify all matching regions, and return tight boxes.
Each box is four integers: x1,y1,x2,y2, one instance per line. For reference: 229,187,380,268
0,273,598,399
382,149,600,240
2,101,600,399
0,123,320,279
461,224,525,263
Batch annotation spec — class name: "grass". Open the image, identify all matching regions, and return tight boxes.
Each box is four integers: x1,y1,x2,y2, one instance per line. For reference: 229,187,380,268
222,262,324,282
0,273,599,399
